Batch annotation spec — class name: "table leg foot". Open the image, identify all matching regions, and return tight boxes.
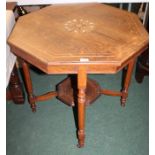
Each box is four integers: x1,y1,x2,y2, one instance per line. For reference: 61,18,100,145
77,130,85,148
28,94,36,112
121,102,125,107
28,96,36,112
77,144,84,148
121,90,128,107
31,106,36,112
30,100,36,112
121,60,135,107
121,96,126,107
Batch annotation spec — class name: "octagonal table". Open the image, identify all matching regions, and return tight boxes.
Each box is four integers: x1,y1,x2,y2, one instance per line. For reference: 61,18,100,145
8,3,148,147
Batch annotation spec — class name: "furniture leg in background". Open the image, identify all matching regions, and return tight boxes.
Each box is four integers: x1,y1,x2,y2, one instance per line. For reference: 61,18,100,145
135,3,149,83
135,48,149,83
6,65,25,104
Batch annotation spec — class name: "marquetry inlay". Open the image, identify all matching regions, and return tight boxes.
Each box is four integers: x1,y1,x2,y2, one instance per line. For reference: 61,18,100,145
64,19,95,33
8,3,148,74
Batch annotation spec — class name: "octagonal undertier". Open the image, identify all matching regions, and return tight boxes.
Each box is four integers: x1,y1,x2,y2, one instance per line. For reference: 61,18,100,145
57,76,101,106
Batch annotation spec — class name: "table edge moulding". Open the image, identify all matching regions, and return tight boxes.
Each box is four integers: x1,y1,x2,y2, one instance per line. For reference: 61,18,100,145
7,3,149,148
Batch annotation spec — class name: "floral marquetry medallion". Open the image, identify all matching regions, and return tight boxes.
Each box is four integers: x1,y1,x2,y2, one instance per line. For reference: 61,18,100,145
8,3,148,74
8,3,149,148
64,19,95,33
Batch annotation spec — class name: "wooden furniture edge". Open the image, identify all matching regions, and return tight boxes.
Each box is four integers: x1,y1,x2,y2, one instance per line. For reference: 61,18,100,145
6,2,17,11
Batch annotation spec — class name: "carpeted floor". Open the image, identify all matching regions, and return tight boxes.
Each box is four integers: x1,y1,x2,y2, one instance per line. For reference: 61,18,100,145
6,68,149,155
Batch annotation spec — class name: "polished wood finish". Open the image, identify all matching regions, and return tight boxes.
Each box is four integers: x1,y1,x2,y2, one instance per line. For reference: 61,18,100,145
34,91,57,102
22,61,36,112
101,89,122,97
8,3,148,74
22,60,57,111
77,67,87,147
6,65,25,104
57,77,101,106
121,60,135,107
7,3,149,147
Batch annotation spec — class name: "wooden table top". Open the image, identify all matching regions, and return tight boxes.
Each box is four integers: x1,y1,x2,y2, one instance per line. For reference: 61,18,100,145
8,3,148,74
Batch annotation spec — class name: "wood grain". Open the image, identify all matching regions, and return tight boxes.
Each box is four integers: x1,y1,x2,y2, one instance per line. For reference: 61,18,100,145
121,59,135,107
77,67,87,147
8,3,148,74
22,61,36,112
7,3,149,147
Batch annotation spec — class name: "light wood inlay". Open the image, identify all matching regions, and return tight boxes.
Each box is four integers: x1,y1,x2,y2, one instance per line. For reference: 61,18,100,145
64,18,95,33
7,3,149,147
8,3,148,74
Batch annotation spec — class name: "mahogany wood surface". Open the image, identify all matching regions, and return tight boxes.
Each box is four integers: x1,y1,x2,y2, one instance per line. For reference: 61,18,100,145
8,3,148,74
77,67,87,147
121,59,135,107
7,3,149,147
101,89,122,97
34,91,57,102
6,65,25,104
22,61,36,112
57,77,101,106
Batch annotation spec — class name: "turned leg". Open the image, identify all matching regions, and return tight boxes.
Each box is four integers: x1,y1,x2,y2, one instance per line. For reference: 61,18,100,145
7,65,25,104
77,67,87,148
22,60,36,112
121,60,135,107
